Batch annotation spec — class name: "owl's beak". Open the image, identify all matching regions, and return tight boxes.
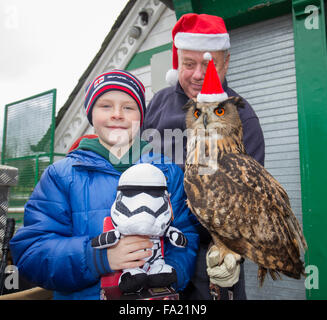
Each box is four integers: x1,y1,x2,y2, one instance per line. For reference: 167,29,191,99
203,114,208,129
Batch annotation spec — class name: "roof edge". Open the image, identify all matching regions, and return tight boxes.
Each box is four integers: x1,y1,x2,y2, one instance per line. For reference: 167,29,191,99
55,0,137,127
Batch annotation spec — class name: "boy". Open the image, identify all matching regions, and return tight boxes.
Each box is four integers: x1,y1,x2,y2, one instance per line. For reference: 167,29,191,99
9,70,199,300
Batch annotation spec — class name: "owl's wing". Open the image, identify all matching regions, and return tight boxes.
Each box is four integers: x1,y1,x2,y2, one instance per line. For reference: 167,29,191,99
184,153,306,279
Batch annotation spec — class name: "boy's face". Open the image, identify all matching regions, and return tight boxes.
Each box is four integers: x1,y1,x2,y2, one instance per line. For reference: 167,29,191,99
92,90,141,149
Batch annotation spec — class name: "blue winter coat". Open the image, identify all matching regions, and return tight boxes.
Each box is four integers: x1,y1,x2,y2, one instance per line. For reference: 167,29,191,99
9,149,199,300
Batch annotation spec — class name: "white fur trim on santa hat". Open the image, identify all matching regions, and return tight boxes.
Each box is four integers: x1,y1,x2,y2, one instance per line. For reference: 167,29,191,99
165,68,179,86
197,92,228,103
175,32,230,52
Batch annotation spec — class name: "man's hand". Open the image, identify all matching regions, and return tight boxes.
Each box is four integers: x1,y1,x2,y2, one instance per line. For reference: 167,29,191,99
206,245,241,288
106,235,153,271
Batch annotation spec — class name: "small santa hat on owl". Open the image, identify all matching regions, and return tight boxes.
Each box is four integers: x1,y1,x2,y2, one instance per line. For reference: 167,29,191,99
197,52,228,103
166,13,230,86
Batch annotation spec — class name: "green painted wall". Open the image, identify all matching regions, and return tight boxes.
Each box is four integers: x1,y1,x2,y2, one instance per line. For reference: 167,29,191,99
292,0,327,300
173,0,291,28
126,43,172,70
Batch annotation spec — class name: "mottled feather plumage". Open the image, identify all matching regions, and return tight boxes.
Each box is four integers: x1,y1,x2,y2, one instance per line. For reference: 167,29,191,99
183,97,307,285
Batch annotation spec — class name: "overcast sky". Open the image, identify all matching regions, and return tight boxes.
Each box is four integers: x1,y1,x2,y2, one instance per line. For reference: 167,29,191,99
0,0,128,145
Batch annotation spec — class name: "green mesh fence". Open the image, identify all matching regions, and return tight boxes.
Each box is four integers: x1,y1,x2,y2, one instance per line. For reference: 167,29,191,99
2,90,56,160
1,89,61,217
4,157,51,207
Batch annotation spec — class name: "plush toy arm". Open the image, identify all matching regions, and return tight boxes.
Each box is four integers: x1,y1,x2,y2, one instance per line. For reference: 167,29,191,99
91,230,121,249
166,226,188,248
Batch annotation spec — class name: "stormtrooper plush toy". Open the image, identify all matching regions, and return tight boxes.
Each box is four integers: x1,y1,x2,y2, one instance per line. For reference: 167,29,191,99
92,163,187,293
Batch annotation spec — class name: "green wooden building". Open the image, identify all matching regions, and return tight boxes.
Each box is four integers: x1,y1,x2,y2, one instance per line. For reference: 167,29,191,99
54,0,327,300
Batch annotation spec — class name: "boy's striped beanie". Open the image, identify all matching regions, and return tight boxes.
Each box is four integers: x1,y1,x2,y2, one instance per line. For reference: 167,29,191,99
84,69,146,126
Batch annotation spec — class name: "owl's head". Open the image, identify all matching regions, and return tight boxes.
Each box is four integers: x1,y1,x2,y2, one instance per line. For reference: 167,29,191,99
184,96,245,137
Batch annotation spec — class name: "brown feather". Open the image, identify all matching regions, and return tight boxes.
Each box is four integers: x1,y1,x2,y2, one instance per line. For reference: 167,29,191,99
184,97,307,285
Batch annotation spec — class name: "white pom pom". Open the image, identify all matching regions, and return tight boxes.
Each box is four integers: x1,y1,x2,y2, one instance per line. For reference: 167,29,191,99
165,69,179,86
203,52,212,61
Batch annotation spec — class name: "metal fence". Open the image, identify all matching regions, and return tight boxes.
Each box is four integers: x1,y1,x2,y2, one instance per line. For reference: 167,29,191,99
0,165,18,262
1,89,64,225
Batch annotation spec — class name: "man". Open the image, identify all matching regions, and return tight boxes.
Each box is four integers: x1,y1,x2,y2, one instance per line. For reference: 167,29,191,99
142,13,265,300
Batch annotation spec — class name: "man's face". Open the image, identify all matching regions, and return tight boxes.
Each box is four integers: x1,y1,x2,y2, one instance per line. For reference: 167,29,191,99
178,50,230,99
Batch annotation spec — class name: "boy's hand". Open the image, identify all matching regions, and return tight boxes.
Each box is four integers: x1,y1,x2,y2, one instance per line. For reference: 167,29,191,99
107,235,153,270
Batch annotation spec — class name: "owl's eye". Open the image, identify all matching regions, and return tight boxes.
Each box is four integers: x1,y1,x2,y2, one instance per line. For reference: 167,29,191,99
214,107,225,117
193,108,201,119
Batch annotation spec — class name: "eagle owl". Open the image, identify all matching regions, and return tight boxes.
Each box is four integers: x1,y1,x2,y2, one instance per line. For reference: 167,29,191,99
183,96,307,285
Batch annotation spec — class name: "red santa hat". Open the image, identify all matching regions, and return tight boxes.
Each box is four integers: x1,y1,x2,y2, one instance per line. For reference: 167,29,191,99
166,13,230,86
197,52,228,103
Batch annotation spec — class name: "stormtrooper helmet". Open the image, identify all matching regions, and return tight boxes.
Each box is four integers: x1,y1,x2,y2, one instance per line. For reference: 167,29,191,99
111,163,173,236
